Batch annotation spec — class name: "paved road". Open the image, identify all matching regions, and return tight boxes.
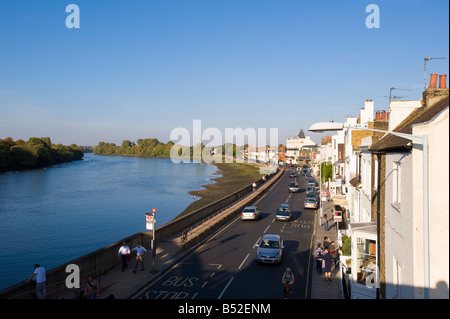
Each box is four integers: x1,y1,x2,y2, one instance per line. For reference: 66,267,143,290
134,168,316,299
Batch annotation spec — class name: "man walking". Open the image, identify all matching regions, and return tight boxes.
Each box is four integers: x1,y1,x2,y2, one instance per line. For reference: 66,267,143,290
118,242,131,272
322,247,333,282
132,243,147,273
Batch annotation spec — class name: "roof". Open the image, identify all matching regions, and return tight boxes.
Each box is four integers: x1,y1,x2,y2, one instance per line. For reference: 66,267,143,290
370,96,449,152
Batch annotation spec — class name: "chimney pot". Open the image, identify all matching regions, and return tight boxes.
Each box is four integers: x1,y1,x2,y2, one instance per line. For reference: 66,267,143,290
429,73,438,88
381,110,386,120
375,111,380,120
439,74,447,88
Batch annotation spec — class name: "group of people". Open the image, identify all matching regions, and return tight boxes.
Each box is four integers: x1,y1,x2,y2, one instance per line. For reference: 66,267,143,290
118,242,148,273
27,264,100,299
314,236,339,282
26,241,147,300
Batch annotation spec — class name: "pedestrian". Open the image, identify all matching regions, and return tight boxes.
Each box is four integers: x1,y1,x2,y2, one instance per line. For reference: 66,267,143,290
323,236,331,250
27,264,46,299
132,243,147,273
322,214,329,231
314,243,324,273
327,191,330,202
84,276,100,299
252,182,257,192
322,247,333,282
330,241,339,267
281,267,294,299
118,242,130,272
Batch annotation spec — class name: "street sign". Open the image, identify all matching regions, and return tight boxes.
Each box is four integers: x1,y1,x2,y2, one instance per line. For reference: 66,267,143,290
145,212,155,230
334,210,342,222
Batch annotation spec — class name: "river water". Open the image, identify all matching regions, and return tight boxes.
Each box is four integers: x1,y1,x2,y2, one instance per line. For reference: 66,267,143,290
0,153,218,291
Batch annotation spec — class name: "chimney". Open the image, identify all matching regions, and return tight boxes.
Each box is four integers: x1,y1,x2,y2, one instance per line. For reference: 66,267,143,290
386,111,389,120
381,110,386,120
429,73,438,88
375,111,380,120
439,74,447,88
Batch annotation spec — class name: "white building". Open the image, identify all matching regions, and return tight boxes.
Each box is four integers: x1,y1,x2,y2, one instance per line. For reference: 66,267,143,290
285,129,317,164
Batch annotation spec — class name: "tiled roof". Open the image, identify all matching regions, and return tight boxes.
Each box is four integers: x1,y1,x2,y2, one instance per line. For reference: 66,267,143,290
370,96,449,152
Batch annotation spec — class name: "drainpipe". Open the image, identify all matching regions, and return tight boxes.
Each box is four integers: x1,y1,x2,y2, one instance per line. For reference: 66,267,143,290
376,152,382,299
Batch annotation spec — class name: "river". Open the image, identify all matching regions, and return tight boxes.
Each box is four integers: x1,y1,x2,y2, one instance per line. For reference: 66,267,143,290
0,153,218,291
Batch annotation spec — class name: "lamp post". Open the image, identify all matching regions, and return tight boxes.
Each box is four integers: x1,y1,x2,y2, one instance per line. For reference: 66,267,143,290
309,122,430,299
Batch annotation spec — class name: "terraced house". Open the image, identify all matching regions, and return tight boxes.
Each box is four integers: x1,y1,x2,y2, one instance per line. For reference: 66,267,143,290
317,74,449,299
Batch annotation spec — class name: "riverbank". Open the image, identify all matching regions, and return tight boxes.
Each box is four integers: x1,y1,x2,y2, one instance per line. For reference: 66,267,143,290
178,161,266,217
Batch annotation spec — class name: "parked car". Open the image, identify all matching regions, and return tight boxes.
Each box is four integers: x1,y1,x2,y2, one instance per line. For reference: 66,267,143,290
305,173,312,179
306,192,318,202
256,234,284,263
304,198,318,209
301,169,308,175
307,179,316,187
241,206,262,220
288,182,300,193
289,172,296,178
306,185,316,194
276,204,292,221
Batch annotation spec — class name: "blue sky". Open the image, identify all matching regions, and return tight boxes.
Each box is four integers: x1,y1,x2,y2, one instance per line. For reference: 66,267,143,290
0,0,448,146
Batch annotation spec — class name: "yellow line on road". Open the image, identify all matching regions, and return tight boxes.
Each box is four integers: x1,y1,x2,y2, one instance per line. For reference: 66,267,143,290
305,208,317,299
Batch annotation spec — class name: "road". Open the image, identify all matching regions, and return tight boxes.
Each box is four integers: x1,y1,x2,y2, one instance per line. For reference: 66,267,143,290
134,167,316,299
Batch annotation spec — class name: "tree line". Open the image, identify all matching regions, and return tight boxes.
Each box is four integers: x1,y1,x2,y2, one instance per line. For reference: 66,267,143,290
0,137,84,172
93,138,174,157
93,138,241,160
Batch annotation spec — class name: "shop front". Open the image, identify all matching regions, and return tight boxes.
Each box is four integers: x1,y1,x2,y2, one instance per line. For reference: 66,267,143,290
348,223,378,299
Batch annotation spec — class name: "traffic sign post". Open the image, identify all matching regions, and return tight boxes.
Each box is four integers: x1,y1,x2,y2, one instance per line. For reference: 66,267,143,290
145,208,157,272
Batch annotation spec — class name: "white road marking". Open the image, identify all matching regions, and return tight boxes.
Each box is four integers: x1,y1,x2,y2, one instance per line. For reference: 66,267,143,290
238,254,250,270
218,276,234,299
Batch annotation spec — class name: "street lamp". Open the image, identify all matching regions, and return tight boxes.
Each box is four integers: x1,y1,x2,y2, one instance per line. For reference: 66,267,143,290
309,121,430,299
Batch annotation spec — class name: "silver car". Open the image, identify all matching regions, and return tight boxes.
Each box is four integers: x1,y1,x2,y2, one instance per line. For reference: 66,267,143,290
256,234,283,263
241,206,262,220
288,182,300,193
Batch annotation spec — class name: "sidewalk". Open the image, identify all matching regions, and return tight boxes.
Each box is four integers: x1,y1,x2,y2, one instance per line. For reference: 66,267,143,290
310,198,343,299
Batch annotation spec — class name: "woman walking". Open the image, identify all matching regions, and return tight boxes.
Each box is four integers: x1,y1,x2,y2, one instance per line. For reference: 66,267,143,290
322,214,329,231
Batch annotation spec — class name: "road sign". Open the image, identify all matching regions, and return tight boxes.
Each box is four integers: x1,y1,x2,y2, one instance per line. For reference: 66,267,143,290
334,210,342,222
152,208,156,213
145,212,155,230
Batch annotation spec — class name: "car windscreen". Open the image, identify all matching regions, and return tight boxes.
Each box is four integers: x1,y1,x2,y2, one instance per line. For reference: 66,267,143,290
260,240,280,248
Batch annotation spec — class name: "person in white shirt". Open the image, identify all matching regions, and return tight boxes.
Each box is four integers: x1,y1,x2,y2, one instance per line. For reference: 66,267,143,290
132,243,148,273
28,264,46,299
118,242,131,272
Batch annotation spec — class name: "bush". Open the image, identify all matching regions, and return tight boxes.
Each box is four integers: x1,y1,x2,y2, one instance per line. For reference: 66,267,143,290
341,235,351,256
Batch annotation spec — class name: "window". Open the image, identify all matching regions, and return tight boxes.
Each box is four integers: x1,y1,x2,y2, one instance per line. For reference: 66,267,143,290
373,158,378,191
392,162,401,205
356,238,377,288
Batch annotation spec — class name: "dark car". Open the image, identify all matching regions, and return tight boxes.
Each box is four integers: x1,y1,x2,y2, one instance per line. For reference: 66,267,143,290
306,185,316,194
289,172,296,178
276,204,292,221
